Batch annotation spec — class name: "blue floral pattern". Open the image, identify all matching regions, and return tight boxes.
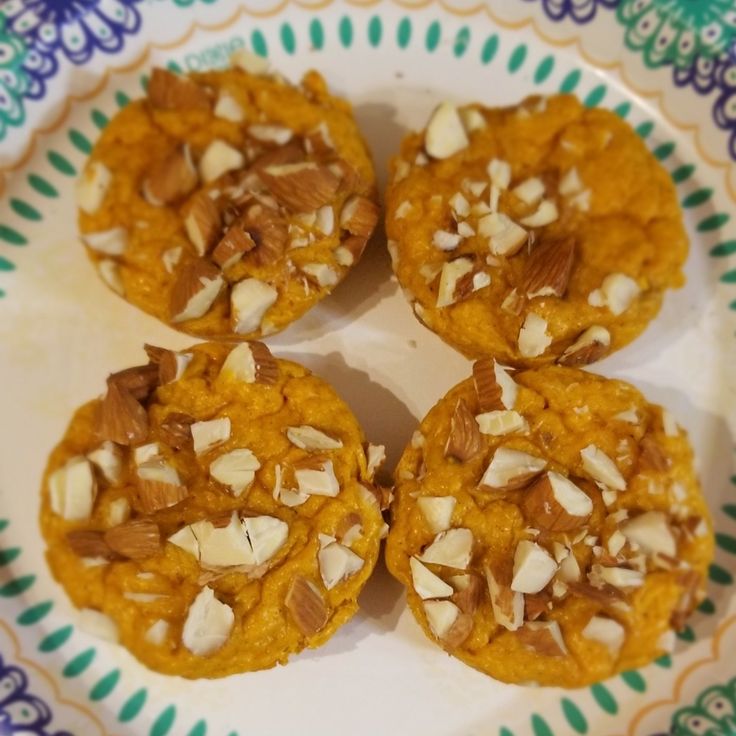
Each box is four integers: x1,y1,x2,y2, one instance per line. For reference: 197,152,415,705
523,0,617,24
0,14,28,136
0,654,71,736
672,677,736,736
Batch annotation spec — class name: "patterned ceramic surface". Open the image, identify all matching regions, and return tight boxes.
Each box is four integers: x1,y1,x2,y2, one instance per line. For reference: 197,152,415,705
0,1,734,734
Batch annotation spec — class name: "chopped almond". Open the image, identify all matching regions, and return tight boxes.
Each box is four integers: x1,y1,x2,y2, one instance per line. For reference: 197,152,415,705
480,447,546,491
521,236,575,299
473,359,503,411
259,162,340,212
336,235,368,266
104,519,161,559
147,68,210,111
159,412,195,449
424,102,469,159
330,158,361,195
558,326,611,367
97,381,148,446
670,570,704,631
250,341,279,384
185,192,222,256
107,363,159,401
638,435,671,472
169,258,223,323
66,530,117,560
524,592,552,621
143,146,198,206
567,580,626,606
444,398,483,462
517,621,567,657
138,477,188,514
485,564,523,631
511,540,558,593
212,214,257,269
285,576,328,636
522,472,593,531
340,195,379,239
241,202,289,266
452,574,484,614
156,350,192,385
252,141,306,171
231,278,278,334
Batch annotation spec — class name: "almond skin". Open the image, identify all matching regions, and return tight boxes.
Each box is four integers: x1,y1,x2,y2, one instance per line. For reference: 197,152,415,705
144,147,198,205
185,192,222,255
557,335,609,367
638,435,671,472
330,158,362,195
242,203,288,265
524,592,552,621
516,624,567,657
169,258,223,321
340,195,379,239
97,381,149,446
147,68,210,111
567,580,626,606
472,359,504,412
138,478,189,514
66,530,118,560
159,412,195,449
521,236,575,299
285,575,329,636
250,341,279,384
441,611,474,649
341,235,369,263
104,519,161,559
522,474,591,532
108,364,159,401
251,142,306,171
452,575,484,615
444,398,483,462
259,162,340,212
212,214,257,268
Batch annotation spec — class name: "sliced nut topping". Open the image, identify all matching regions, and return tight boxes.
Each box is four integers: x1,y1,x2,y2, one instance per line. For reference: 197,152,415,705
211,214,256,269
459,107,486,132
588,273,640,315
231,278,278,334
185,192,222,257
589,563,644,590
521,236,575,299
147,68,210,111
485,565,523,631
285,576,328,636
239,202,289,266
519,199,558,228
522,472,593,531
418,528,473,569
424,102,469,159
559,167,583,196
87,441,122,486
287,426,343,451
512,177,545,206
335,235,368,266
232,49,270,75
475,410,528,437
138,475,188,514
159,412,195,450
97,380,148,446
145,619,169,646
259,162,340,212
191,417,231,455
511,540,558,594
518,313,552,358
182,586,234,656
295,459,340,497
517,621,568,657
162,246,182,273
66,529,117,560
200,139,245,183
154,349,192,385
77,161,112,215
478,212,528,256
305,122,334,155
449,192,470,218
417,496,456,535
473,359,517,412
82,227,127,256
318,540,364,590
98,258,123,294
480,447,546,491
487,158,512,209
104,519,161,559
558,326,611,367
272,464,309,508
444,398,483,462
501,288,524,315
210,448,261,496
567,580,625,606
219,341,278,384
108,363,159,401
248,124,293,145
580,444,626,491
340,195,379,239
143,146,198,206
214,91,244,122
302,263,339,288
436,258,472,307
423,600,472,648
364,444,386,481
169,258,224,323
620,511,676,557
524,592,552,621
451,574,484,614
432,230,462,252
638,436,671,472
581,615,625,657
410,557,454,599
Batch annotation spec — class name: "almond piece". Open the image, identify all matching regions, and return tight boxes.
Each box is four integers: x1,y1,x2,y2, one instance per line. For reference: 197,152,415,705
108,363,159,402
82,227,127,256
242,515,289,565
452,574,484,614
670,570,704,631
581,615,625,657
340,195,379,239
87,441,123,486
66,530,117,560
436,258,473,307
200,140,245,183
239,202,289,266
219,341,278,384
417,497,456,535
524,592,552,621
209,448,261,496
302,263,339,288
77,161,112,215
138,476,188,514
295,460,340,497
211,214,256,269
512,177,545,206
169,259,224,323
143,146,198,206
231,278,278,334
517,621,567,657
185,192,222,256
252,141,306,172
147,68,210,110
485,564,523,631
287,426,343,451
259,162,340,212
424,102,469,159
423,600,471,648
305,122,334,155
444,398,483,462
518,313,552,358
478,212,528,256
511,540,558,593
589,563,644,590
214,91,244,122
480,447,546,491
410,557,454,599
580,444,626,491
558,326,611,366
191,417,231,455
475,410,528,436
522,472,593,531
472,359,518,412
638,436,671,472
335,235,368,267
104,519,161,559
159,412,195,449
154,350,192,385
182,586,234,656
97,381,148,446
521,236,575,299
567,580,625,606
318,541,364,589
520,199,558,228
249,124,293,145
418,528,473,569
232,49,270,75
98,260,123,295
620,511,676,557
588,272,640,315
285,576,328,636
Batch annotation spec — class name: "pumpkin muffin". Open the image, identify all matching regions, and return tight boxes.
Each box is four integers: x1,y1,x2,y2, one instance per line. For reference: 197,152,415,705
76,56,378,339
385,94,688,365
40,342,386,678
385,362,713,687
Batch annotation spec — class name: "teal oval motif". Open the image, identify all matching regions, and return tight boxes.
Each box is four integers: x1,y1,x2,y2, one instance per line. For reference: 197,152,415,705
0,547,20,565
583,84,607,107
47,150,76,177
508,44,527,73
397,17,411,49
309,19,324,50
722,270,736,284
671,164,695,183
368,16,382,48
677,625,695,642
697,213,730,231
425,21,440,52
90,669,120,701
534,55,554,84
119,689,147,722
16,601,53,626
590,683,618,715
91,109,108,130
115,91,130,108
710,241,736,257
710,563,735,584
0,225,27,246
499,729,514,736
0,520,8,532
561,698,587,734
560,69,581,93
28,173,59,198
698,597,716,614
69,129,92,155
636,120,654,138
63,648,95,677
151,705,177,736
0,575,35,596
653,141,675,160
187,721,207,736
0,256,15,272
251,30,268,58
716,532,736,553
481,34,499,64
139,74,149,92
682,188,713,208
280,23,296,55
531,713,554,736
453,26,470,58
655,654,672,668
614,101,631,118
339,16,353,48
10,199,41,222
621,670,646,692
723,504,736,520
39,626,72,652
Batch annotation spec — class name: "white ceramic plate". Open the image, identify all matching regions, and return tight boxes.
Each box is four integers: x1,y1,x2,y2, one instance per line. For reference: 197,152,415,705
0,1,735,734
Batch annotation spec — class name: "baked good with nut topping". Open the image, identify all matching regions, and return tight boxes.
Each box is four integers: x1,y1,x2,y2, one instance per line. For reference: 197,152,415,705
40,341,385,678
385,94,688,365
76,56,378,339
385,363,713,686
